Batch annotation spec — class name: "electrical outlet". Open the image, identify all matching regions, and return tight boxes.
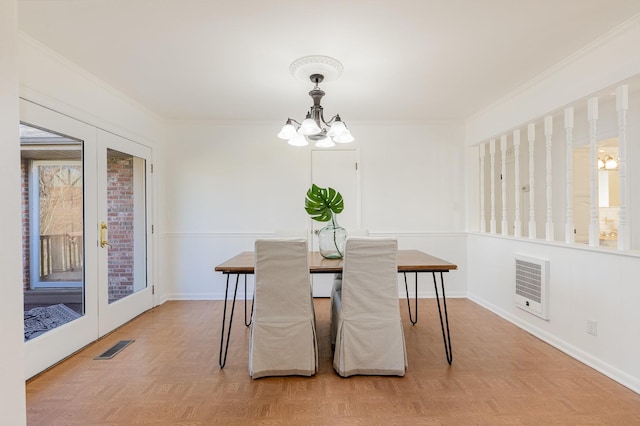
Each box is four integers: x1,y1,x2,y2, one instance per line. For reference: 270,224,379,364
587,320,598,336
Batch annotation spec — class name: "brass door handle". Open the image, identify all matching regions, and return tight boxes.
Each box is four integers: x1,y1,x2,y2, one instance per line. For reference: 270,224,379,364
100,222,112,248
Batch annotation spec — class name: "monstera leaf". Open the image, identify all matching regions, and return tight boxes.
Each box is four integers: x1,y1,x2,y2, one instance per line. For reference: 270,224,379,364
304,184,344,222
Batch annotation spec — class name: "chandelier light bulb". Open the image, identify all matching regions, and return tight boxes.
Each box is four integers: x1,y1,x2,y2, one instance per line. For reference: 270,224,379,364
605,155,617,170
277,120,298,140
333,129,354,144
315,136,335,148
328,119,347,137
299,115,322,135
287,134,308,147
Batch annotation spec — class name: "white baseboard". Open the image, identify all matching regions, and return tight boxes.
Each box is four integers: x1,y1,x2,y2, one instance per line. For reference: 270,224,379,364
167,291,468,301
468,292,640,395
400,290,467,299
167,292,237,301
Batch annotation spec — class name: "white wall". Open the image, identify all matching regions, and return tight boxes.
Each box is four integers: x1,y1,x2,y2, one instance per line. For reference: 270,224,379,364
465,17,640,393
19,33,164,146
0,0,27,423
357,123,466,232
161,121,468,300
466,15,640,145
467,234,640,393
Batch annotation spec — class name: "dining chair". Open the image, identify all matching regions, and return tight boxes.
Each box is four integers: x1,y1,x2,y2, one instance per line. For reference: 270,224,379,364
249,239,318,379
331,237,407,377
330,229,369,346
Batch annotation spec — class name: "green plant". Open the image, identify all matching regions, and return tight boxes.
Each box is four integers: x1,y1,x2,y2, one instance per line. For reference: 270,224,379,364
304,184,344,223
305,184,346,257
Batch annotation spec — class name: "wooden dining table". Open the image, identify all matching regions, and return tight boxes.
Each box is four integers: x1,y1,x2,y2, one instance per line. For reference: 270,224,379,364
214,249,458,368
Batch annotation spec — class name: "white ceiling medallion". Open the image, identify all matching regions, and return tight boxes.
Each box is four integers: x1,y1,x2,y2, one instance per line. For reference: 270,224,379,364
278,55,354,148
289,55,344,82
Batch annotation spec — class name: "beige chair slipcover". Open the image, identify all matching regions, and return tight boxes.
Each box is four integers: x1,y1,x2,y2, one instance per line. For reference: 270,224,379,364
331,237,407,377
249,239,318,379
330,229,369,346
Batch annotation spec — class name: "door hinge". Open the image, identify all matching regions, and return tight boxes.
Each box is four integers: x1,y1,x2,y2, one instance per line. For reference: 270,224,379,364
152,285,155,295
152,224,154,234
151,163,154,173
355,162,358,170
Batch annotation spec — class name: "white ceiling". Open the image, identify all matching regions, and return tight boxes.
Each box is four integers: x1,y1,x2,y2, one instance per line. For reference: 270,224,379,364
17,0,640,123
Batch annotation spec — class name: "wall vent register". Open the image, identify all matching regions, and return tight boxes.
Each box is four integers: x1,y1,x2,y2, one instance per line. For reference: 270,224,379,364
515,255,549,320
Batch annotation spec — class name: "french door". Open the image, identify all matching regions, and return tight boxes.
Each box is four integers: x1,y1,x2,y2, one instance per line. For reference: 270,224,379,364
21,100,153,378
96,130,153,333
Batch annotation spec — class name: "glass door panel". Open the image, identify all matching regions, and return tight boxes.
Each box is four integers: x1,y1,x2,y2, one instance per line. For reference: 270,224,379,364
106,149,147,303
98,131,152,335
20,99,100,379
21,125,85,339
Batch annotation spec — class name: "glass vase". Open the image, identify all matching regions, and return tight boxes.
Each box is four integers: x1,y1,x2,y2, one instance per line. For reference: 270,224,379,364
318,214,347,259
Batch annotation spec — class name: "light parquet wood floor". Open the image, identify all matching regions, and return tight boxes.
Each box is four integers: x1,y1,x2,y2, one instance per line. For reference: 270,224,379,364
26,298,640,425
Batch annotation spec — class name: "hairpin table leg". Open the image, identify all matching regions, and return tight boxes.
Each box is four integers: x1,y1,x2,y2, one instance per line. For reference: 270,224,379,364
404,272,418,325
243,274,254,327
219,273,240,368
433,271,453,365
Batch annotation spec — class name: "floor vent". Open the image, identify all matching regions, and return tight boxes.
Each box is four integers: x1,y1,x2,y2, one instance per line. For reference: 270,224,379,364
94,340,135,360
515,255,549,320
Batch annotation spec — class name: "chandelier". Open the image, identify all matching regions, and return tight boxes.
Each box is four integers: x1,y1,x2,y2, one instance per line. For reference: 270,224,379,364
277,56,354,148
597,154,618,170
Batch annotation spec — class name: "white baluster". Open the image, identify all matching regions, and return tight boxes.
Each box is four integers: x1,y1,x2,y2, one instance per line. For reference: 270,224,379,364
564,108,575,244
528,123,536,239
588,97,600,247
501,135,508,236
617,85,629,250
490,139,496,234
479,143,486,233
544,116,554,241
513,129,521,237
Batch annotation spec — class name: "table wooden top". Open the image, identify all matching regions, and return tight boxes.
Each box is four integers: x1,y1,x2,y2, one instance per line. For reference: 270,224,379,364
215,249,457,274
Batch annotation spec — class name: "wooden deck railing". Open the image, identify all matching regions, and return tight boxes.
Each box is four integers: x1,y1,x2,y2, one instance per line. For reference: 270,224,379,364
39,234,83,280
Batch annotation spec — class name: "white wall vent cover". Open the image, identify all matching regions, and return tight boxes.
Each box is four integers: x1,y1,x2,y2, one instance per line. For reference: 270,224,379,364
515,254,549,320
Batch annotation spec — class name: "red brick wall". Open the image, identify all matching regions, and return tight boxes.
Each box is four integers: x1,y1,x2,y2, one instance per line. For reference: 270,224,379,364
107,154,135,302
